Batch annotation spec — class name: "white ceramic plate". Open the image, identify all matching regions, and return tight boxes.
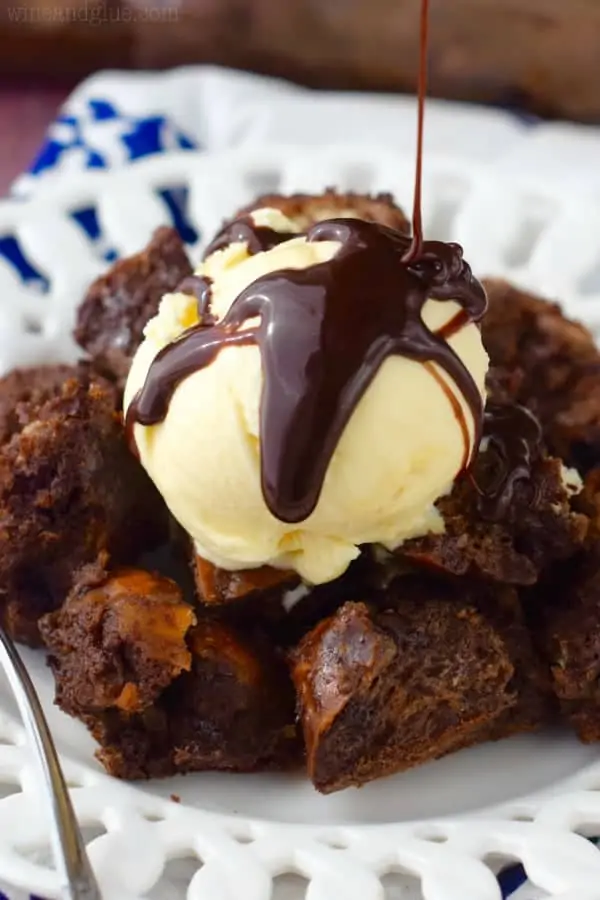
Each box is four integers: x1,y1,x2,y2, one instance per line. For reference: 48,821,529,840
2,147,600,900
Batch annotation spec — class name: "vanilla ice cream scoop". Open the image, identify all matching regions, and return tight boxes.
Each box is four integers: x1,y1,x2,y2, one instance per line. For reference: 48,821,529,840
125,209,489,585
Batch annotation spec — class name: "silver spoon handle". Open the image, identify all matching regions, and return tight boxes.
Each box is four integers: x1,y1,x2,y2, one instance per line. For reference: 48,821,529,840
0,628,102,900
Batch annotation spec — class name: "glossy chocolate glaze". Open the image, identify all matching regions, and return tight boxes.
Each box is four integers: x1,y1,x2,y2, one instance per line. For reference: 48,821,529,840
424,362,471,471
128,219,487,523
176,275,215,323
437,308,470,340
203,217,297,259
478,402,543,520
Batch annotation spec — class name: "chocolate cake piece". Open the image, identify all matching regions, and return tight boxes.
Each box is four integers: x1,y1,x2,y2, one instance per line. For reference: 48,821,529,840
40,564,195,714
0,364,76,443
187,552,298,649
192,552,298,606
482,278,600,473
0,365,169,645
400,403,588,586
190,548,377,652
234,189,410,233
536,548,600,743
74,226,192,388
163,619,299,777
574,467,600,543
535,468,600,742
272,553,378,648
42,566,298,779
292,577,550,793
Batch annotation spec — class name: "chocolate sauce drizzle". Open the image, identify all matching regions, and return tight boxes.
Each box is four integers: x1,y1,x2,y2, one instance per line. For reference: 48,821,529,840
424,362,471,471
203,216,297,259
477,402,543,520
402,0,429,264
128,219,487,523
176,275,215,323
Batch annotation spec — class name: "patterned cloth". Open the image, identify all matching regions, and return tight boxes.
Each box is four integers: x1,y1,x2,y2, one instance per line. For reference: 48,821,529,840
28,100,196,177
0,66,594,899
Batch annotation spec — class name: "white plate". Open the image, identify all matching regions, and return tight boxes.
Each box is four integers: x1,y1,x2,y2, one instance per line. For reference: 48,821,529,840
2,147,600,900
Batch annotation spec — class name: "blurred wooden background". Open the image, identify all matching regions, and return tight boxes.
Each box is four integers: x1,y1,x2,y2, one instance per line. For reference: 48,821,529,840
2,0,600,120
1,0,600,192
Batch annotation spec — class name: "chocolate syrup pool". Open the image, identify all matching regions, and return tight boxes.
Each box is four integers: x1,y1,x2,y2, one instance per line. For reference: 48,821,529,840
127,219,487,524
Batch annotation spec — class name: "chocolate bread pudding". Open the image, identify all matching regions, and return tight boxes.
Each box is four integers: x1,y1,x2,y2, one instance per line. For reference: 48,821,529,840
41,564,298,779
35,179,589,790
6,3,600,796
483,278,600,474
6,187,597,791
74,226,193,390
292,579,551,793
0,364,168,646
536,547,600,744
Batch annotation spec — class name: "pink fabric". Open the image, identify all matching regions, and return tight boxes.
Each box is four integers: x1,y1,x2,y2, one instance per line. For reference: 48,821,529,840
0,86,69,196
